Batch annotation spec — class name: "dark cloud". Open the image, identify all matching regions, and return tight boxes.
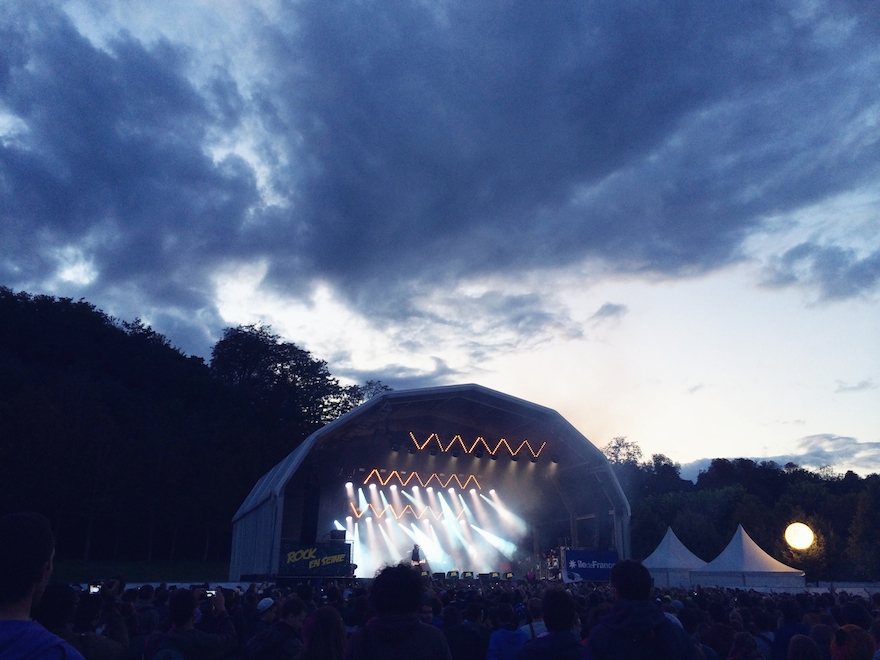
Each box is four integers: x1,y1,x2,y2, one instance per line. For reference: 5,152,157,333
764,243,880,300
0,3,258,354
591,302,628,322
2,1,879,356
336,357,465,392
263,0,880,297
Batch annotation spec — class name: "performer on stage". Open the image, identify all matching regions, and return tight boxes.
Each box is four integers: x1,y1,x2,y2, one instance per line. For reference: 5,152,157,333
411,543,422,567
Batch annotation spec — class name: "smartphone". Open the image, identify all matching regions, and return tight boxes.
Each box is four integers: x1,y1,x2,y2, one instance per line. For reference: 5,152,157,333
206,590,216,597
89,583,101,594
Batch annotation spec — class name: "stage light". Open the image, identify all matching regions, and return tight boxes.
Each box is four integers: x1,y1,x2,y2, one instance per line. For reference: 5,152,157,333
448,487,455,493
390,484,397,491
427,487,433,492
408,432,546,458
530,456,538,463
413,485,419,491
551,455,559,464
470,489,476,494
489,489,495,494
451,448,460,457
363,469,481,490
346,481,353,488
391,443,400,452
408,446,416,454
346,516,353,521
490,454,497,461
369,483,377,489
785,522,815,550
511,455,519,462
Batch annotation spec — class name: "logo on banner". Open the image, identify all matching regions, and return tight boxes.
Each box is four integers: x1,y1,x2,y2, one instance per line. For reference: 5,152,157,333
279,540,351,576
561,550,618,583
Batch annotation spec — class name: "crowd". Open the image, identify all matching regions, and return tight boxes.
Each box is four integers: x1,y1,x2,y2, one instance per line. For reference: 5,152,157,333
2,512,880,660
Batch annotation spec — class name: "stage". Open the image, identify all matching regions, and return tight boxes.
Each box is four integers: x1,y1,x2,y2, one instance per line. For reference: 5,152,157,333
230,384,631,581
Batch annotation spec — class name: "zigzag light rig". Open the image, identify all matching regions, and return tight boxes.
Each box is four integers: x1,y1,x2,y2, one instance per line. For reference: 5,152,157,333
349,502,467,521
363,469,481,490
409,433,546,458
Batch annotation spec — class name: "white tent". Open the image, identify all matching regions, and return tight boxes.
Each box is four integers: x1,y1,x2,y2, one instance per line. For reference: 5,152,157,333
642,527,706,587
690,525,805,589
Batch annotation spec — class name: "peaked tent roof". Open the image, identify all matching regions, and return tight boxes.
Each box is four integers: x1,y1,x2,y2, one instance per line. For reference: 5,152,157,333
692,525,801,574
642,527,706,570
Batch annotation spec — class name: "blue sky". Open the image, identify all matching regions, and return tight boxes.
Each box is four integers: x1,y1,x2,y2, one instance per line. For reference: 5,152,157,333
2,0,878,474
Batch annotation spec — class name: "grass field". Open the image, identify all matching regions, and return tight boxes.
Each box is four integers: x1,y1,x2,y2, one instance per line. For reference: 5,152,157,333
52,560,230,585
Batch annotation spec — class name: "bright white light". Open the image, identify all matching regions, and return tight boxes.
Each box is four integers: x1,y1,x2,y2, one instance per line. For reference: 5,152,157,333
413,486,419,492
785,522,815,549
470,489,476,494
489,489,496,494
334,520,346,531
427,487,433,492
346,516,353,521
390,484,397,491
448,488,455,493
346,481,353,488
369,483,377,489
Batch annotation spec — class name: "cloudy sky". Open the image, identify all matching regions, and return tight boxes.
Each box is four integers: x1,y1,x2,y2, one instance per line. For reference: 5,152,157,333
2,0,878,476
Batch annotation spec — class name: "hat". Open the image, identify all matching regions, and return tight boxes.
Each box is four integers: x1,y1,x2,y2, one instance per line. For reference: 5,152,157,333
257,597,275,613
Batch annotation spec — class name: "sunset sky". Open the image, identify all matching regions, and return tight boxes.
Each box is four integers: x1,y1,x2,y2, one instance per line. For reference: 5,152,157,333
2,0,878,476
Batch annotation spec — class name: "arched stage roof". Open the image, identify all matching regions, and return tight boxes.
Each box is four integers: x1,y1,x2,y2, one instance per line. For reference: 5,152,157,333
230,383,631,580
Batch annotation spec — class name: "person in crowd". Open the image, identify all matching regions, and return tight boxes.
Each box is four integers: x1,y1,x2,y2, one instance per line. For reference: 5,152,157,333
519,598,547,641
516,588,586,660
774,601,811,660
727,631,759,660
0,512,86,660
244,596,307,660
830,625,873,660
442,606,483,660
585,560,699,660
788,635,822,660
146,587,237,659
809,625,834,660
32,584,128,660
344,564,450,660
464,602,491,658
487,603,528,660
242,598,277,646
301,606,346,660
135,586,161,637
870,621,880,660
419,597,444,630
702,602,737,660
677,606,720,660
753,611,777,660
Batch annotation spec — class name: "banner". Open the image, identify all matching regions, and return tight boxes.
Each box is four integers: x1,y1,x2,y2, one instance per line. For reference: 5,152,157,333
561,549,618,583
278,540,351,577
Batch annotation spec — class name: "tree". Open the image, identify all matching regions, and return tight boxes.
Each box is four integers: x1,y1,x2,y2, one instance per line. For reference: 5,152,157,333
846,475,880,579
602,436,643,464
210,324,360,430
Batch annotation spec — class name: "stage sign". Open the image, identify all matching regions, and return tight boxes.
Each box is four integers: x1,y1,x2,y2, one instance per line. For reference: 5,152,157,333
561,549,618,583
278,540,351,577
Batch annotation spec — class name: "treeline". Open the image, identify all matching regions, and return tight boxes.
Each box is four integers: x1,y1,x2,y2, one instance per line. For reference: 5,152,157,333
0,287,386,564
603,437,880,581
